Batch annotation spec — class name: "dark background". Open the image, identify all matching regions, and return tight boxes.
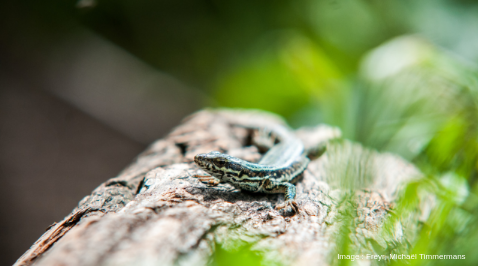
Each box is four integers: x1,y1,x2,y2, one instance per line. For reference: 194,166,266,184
1,1,207,264
2,0,478,265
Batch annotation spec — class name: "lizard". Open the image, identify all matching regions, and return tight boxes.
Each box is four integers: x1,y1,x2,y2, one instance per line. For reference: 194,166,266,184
193,122,310,213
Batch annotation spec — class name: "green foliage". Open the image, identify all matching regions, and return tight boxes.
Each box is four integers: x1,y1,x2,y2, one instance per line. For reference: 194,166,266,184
214,34,342,118
210,240,280,266
210,1,478,264
211,242,262,266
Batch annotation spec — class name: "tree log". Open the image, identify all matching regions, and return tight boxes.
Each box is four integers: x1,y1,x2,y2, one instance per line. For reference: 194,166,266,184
14,109,422,266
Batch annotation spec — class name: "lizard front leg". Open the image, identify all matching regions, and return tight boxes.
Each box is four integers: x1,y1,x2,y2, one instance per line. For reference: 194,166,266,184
193,174,221,187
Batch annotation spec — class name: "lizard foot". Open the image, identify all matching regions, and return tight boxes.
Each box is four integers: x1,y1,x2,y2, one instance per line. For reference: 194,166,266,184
275,200,299,216
193,174,220,187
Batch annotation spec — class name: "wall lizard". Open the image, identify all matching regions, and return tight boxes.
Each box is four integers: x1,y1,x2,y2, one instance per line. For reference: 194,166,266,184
194,122,309,213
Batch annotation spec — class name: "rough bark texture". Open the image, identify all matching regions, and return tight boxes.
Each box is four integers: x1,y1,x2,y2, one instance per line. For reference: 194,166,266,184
15,109,422,266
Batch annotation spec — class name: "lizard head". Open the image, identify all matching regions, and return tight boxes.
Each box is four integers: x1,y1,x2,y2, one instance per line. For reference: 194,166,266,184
194,151,233,178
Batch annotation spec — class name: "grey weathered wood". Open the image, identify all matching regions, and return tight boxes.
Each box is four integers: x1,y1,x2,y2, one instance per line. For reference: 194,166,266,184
15,109,422,266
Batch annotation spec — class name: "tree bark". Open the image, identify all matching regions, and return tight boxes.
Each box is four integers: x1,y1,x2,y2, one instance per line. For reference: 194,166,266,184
14,109,422,266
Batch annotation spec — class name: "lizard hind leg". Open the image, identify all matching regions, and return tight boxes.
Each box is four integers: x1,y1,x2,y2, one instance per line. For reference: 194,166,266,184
269,182,298,214
263,181,296,200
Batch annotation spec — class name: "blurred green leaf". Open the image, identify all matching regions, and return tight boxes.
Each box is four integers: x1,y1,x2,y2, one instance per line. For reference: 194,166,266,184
214,33,342,119
211,240,271,266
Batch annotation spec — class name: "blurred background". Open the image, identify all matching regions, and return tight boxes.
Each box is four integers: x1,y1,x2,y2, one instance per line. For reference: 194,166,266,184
2,0,478,265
